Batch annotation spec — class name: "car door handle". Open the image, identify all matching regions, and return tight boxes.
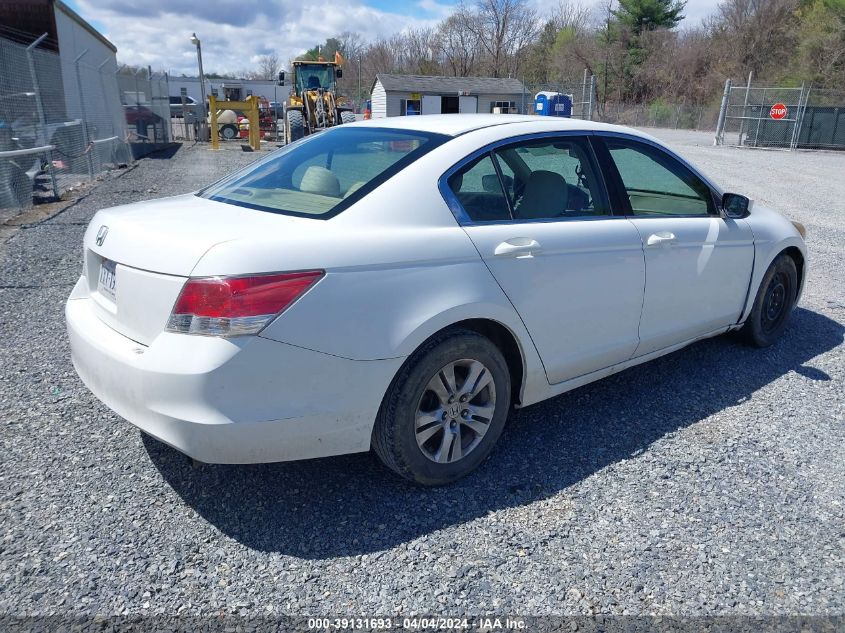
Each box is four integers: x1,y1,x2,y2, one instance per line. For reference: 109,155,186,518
494,238,542,258
646,231,677,247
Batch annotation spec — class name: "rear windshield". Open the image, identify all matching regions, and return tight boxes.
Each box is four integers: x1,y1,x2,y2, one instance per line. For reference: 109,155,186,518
200,127,448,219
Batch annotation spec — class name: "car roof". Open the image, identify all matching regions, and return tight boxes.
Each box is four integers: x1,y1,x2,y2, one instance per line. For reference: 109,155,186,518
351,113,647,139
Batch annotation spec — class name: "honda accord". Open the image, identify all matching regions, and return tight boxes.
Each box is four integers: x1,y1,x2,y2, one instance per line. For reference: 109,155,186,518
66,115,807,485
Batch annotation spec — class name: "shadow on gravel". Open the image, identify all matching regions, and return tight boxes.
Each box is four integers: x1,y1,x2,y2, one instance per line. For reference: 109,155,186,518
129,142,181,160
145,307,843,558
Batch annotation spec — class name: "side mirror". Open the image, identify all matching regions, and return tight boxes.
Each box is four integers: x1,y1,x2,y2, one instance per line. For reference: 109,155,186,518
336,68,343,79
722,192,752,219
277,71,285,85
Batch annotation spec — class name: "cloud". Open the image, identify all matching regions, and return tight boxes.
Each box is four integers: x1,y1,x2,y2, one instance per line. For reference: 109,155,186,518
75,0,450,75
416,0,456,20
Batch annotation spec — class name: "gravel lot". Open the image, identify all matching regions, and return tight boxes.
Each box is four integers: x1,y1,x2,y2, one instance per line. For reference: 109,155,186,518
1,131,843,622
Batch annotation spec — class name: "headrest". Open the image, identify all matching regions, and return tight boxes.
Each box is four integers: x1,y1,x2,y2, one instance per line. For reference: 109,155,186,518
299,166,340,197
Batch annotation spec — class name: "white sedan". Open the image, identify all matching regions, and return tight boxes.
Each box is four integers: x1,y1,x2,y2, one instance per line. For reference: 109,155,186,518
66,115,807,485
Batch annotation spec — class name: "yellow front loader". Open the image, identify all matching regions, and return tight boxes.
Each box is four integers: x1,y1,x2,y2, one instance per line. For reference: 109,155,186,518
279,57,355,145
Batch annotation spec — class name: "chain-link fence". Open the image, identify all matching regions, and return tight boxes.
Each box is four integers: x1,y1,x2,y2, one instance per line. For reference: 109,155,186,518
116,66,170,146
170,107,200,142
523,75,717,131
0,33,133,210
523,76,596,120
715,81,845,150
715,81,805,149
596,100,718,131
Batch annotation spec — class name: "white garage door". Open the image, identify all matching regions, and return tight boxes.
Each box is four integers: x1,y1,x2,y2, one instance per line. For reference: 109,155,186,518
459,96,477,113
422,95,441,115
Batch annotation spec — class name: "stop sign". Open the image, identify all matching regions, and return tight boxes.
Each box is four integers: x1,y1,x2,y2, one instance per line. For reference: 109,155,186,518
770,103,788,120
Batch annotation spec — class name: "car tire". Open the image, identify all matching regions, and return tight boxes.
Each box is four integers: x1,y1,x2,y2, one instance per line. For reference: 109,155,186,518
740,254,798,347
286,109,305,144
340,110,356,125
219,124,238,140
372,328,511,486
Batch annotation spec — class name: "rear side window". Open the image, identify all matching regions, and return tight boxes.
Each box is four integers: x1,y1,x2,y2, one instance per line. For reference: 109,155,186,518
447,155,511,222
201,127,447,218
605,140,714,216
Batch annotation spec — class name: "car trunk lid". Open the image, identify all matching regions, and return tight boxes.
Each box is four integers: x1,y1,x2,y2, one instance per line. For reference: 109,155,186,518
81,193,316,345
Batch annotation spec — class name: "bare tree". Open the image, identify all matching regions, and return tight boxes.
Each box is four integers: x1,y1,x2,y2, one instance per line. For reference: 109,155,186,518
462,0,541,77
403,28,440,74
551,0,593,32
706,0,799,80
436,13,481,76
338,31,366,60
254,51,280,79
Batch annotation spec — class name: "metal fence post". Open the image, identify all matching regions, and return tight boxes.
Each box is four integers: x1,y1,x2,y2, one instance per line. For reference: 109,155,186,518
738,71,752,145
794,85,812,150
25,33,59,199
587,75,595,121
165,71,171,142
581,69,588,118
73,49,95,180
714,78,732,145
96,58,115,137
789,82,806,151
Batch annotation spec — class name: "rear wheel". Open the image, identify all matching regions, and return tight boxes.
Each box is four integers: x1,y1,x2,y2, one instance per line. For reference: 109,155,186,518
285,109,304,144
340,110,356,125
372,329,511,485
741,254,798,347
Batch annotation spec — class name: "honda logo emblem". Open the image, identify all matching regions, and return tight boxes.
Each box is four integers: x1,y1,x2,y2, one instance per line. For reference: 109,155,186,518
95,225,108,247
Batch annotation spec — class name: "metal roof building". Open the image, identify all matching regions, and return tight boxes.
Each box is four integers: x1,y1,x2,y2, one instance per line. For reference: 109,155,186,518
370,74,527,118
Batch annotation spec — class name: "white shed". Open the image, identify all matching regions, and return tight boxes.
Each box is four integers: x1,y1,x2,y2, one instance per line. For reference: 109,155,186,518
370,74,527,118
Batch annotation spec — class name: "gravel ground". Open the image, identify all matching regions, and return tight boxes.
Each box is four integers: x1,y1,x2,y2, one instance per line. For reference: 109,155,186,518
1,133,843,622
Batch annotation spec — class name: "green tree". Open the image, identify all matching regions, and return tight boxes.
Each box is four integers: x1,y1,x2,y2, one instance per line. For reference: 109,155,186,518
299,38,342,61
613,0,686,35
795,0,845,87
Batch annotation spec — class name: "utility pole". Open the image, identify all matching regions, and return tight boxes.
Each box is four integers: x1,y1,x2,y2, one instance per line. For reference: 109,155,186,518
190,33,208,141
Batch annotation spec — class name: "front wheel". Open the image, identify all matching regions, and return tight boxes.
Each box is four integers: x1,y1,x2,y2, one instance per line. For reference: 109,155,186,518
372,329,511,485
741,254,798,347
339,110,356,125
285,109,304,145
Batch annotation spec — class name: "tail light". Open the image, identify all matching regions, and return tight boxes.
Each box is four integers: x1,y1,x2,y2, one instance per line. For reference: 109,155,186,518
166,270,324,337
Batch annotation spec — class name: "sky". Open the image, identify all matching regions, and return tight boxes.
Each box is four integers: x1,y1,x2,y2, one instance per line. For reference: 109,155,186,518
64,0,721,76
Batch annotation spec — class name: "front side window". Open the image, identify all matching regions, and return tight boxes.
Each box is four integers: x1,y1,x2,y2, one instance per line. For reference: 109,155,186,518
493,137,608,220
605,139,715,216
201,127,447,218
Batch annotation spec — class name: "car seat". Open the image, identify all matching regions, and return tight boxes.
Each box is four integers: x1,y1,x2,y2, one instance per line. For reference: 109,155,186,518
515,170,568,219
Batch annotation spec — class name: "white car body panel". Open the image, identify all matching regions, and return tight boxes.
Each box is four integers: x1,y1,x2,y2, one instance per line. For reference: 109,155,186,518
736,204,807,321
67,277,403,463
629,215,755,356
65,114,807,464
462,219,645,384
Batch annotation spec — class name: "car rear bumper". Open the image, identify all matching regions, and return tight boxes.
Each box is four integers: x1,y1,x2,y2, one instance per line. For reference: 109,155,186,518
66,285,403,464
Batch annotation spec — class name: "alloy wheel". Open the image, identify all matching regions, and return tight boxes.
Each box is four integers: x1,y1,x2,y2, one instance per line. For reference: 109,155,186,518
414,359,496,464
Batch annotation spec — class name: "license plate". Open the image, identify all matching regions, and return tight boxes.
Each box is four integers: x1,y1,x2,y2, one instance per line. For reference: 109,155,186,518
98,259,117,302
